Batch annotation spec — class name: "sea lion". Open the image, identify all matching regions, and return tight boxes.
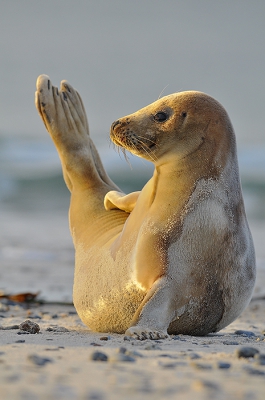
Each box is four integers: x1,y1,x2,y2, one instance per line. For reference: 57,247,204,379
35,75,256,339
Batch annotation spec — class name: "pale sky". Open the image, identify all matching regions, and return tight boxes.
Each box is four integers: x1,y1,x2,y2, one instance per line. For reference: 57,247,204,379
1,0,265,148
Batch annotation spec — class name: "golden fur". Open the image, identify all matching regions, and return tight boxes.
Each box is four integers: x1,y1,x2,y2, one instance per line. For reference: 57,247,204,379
35,76,255,339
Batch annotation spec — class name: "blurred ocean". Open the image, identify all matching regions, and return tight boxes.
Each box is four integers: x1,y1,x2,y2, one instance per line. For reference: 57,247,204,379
0,135,153,212
0,134,264,219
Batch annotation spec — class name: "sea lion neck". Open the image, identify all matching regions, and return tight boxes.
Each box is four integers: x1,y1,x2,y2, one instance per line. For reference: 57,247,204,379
153,152,213,189
147,163,199,213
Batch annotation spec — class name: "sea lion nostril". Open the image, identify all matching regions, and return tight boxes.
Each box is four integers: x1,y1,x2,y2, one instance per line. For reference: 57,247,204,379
111,120,121,130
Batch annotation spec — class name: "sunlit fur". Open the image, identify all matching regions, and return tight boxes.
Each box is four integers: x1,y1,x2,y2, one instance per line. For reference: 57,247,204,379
35,76,256,339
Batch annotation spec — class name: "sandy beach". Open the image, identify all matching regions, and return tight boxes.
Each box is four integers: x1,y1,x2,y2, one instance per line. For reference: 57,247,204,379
0,298,265,399
0,213,264,399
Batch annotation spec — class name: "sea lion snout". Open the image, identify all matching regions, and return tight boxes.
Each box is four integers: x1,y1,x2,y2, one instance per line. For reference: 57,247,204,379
111,119,121,130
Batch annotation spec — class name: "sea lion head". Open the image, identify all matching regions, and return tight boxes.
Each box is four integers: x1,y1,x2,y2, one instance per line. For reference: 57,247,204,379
110,91,235,170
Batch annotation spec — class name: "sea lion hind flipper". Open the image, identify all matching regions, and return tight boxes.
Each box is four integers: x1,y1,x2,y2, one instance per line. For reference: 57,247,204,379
125,276,175,340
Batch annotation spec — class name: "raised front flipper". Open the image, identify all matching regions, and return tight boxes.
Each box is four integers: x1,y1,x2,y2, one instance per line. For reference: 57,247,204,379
104,190,140,213
35,75,119,193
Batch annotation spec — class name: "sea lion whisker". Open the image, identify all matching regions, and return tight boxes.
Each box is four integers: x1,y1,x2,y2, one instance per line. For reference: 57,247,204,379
140,146,157,162
135,138,158,162
136,140,157,162
157,84,169,100
108,137,113,148
136,134,157,146
112,140,132,167
122,148,132,167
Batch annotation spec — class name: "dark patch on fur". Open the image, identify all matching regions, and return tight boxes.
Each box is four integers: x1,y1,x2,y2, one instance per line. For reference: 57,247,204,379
168,276,225,335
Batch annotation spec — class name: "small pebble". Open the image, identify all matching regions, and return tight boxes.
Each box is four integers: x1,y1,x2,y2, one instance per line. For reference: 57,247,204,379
217,361,231,369
158,354,177,359
46,326,69,332
86,390,104,400
68,311,77,315
45,348,60,351
123,335,134,341
159,361,186,369
109,353,135,362
222,341,239,345
28,354,52,366
15,340,25,343
19,320,40,334
234,330,256,337
118,347,143,358
119,347,127,354
90,343,102,347
99,336,109,341
158,361,179,369
188,353,201,360
172,335,186,341
236,347,260,358
90,351,108,362
144,344,162,350
29,315,42,320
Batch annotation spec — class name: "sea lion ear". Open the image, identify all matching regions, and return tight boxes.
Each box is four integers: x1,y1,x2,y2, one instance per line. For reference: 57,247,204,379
104,190,140,213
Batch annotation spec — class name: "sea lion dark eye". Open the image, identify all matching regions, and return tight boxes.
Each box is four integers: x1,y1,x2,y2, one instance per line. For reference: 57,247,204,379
153,111,168,122
181,111,187,118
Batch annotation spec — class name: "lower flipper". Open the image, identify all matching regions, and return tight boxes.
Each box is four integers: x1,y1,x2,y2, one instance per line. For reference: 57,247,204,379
125,327,168,340
125,276,176,340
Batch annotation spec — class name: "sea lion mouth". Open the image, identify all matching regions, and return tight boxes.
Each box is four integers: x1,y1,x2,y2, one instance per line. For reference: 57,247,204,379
114,132,156,150
110,131,127,148
110,129,157,160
